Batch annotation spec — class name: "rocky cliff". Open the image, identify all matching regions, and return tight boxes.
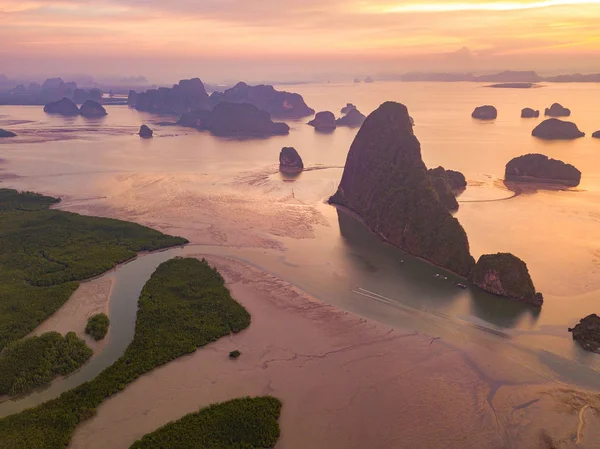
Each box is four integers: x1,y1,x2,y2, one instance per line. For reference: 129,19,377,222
469,253,543,306
329,101,475,276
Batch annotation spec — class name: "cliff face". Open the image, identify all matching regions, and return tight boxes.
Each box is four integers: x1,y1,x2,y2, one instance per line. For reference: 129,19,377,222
469,253,543,306
330,102,475,276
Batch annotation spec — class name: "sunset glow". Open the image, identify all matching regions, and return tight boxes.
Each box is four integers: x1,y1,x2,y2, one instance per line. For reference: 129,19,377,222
1,0,600,81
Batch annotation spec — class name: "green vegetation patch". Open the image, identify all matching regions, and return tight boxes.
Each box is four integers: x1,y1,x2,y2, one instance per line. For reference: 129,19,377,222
0,331,92,397
0,258,251,449
0,188,188,350
130,396,282,449
229,350,241,359
85,314,110,341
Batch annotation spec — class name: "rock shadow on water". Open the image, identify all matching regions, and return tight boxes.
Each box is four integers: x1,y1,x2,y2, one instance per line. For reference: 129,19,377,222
503,180,581,195
469,287,540,329
334,208,465,306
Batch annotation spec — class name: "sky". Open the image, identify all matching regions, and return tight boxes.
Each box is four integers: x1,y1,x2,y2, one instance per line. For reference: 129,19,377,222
1,0,600,83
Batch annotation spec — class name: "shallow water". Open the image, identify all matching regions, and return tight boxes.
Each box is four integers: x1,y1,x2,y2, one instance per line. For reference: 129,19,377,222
1,81,599,412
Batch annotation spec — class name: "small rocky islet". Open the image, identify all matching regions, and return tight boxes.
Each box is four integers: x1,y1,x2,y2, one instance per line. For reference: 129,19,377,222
569,314,600,353
0,129,17,138
279,147,304,173
521,108,540,118
472,105,497,120
43,97,80,116
139,125,153,138
308,111,337,132
79,100,107,118
336,108,367,128
592,130,600,139
532,118,585,140
545,102,571,117
505,154,581,187
44,97,107,117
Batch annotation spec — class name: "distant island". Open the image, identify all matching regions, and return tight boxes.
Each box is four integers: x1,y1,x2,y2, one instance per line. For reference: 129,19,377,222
391,70,600,83
486,83,541,89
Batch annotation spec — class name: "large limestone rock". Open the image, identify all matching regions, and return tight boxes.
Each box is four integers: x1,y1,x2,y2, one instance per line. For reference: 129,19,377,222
427,167,459,212
279,147,304,173
472,105,497,120
592,130,600,139
469,253,543,306
139,125,153,138
134,78,209,114
569,314,600,353
308,111,336,132
532,118,584,140
521,108,540,118
79,100,107,117
336,108,367,128
208,82,314,118
178,102,289,138
329,101,475,276
505,154,581,187
446,170,467,190
43,97,80,116
545,103,570,117
0,129,16,138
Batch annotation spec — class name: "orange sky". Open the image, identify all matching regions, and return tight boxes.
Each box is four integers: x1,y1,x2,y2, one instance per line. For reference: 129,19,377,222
1,0,600,82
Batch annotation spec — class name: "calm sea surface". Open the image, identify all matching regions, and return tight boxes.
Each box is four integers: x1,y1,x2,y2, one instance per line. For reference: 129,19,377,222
1,81,599,395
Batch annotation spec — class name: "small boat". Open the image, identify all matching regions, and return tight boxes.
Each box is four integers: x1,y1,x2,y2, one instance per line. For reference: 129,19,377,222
433,273,440,278
455,283,467,289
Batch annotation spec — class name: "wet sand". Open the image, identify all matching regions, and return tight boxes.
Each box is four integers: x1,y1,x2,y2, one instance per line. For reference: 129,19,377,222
70,256,600,449
30,276,114,355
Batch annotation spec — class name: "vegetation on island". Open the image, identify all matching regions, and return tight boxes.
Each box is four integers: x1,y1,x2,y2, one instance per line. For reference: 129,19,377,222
0,257,251,449
130,396,282,449
229,350,241,359
0,332,92,397
85,313,110,341
0,188,188,350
